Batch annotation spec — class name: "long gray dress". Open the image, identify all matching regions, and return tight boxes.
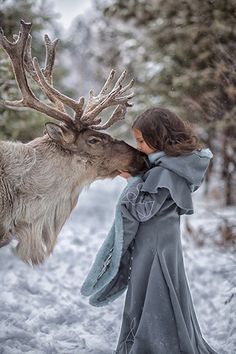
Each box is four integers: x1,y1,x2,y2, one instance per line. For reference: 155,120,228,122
113,149,218,354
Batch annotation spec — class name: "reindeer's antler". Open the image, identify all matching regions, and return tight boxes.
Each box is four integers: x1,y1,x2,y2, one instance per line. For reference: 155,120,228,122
0,20,74,127
0,20,134,131
78,69,134,130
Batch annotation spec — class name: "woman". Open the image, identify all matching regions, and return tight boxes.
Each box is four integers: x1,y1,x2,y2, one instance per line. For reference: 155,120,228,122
81,107,219,354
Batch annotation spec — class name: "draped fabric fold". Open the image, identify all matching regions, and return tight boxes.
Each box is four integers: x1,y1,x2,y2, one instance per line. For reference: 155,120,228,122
80,148,218,353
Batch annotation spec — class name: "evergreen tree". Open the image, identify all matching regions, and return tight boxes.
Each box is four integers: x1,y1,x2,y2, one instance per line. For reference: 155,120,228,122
65,11,139,141
0,0,68,141
96,0,236,205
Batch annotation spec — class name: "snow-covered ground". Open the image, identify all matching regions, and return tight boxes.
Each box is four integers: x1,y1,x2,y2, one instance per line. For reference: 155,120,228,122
0,177,235,354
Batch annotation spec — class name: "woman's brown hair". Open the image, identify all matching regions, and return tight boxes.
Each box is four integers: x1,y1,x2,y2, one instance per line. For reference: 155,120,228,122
132,107,203,156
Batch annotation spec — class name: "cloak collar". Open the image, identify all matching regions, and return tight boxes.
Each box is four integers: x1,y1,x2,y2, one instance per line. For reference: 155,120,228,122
148,150,166,165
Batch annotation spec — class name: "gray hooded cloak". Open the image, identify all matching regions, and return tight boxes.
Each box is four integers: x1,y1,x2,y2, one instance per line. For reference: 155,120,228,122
81,148,219,354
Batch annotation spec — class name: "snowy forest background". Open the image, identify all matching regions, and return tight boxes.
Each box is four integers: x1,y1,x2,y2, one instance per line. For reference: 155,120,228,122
0,0,235,353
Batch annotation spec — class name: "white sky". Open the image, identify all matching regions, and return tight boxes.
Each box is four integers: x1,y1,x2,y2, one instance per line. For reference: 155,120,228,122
50,0,93,30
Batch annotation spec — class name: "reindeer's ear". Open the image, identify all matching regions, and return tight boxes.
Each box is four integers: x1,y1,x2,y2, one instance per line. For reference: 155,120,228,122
45,123,75,144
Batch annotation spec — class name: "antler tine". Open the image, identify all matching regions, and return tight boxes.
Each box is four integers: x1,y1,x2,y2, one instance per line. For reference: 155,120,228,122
112,69,127,90
42,34,59,84
32,57,84,113
119,78,135,94
84,69,126,117
24,33,65,112
0,20,74,126
24,34,36,79
29,31,84,117
78,69,134,129
23,30,83,115
98,69,116,95
0,20,35,99
90,104,128,130
77,69,117,123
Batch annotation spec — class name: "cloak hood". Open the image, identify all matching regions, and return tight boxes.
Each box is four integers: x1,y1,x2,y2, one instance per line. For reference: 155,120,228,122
147,148,213,192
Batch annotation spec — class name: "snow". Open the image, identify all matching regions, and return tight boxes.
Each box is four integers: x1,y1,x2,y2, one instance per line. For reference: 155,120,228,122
0,177,235,353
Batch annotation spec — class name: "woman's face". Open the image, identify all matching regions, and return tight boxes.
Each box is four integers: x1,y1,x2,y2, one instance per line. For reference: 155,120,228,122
132,128,156,155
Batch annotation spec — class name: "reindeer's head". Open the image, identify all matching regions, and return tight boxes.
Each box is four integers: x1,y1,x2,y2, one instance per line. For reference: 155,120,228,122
45,125,147,179
0,20,148,179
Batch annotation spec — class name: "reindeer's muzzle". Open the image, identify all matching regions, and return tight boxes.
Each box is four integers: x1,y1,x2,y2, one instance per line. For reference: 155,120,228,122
128,150,150,176
110,140,150,178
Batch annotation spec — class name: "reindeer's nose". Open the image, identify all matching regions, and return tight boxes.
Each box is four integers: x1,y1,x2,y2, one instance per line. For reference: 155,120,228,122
130,152,150,175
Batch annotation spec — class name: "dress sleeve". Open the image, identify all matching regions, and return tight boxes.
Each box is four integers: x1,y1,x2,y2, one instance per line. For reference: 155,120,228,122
120,178,170,223
120,203,140,253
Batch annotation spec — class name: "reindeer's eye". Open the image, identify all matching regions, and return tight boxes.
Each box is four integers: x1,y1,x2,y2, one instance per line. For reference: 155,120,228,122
87,136,102,145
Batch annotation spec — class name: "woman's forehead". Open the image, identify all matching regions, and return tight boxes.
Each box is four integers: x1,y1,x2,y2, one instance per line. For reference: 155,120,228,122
132,128,143,138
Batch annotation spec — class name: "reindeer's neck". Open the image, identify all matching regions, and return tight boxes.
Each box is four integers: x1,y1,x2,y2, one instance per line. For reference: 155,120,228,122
4,135,96,264
27,135,93,190
20,136,95,221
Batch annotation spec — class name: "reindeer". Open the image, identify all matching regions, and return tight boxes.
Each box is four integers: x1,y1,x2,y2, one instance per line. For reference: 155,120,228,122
0,20,147,265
